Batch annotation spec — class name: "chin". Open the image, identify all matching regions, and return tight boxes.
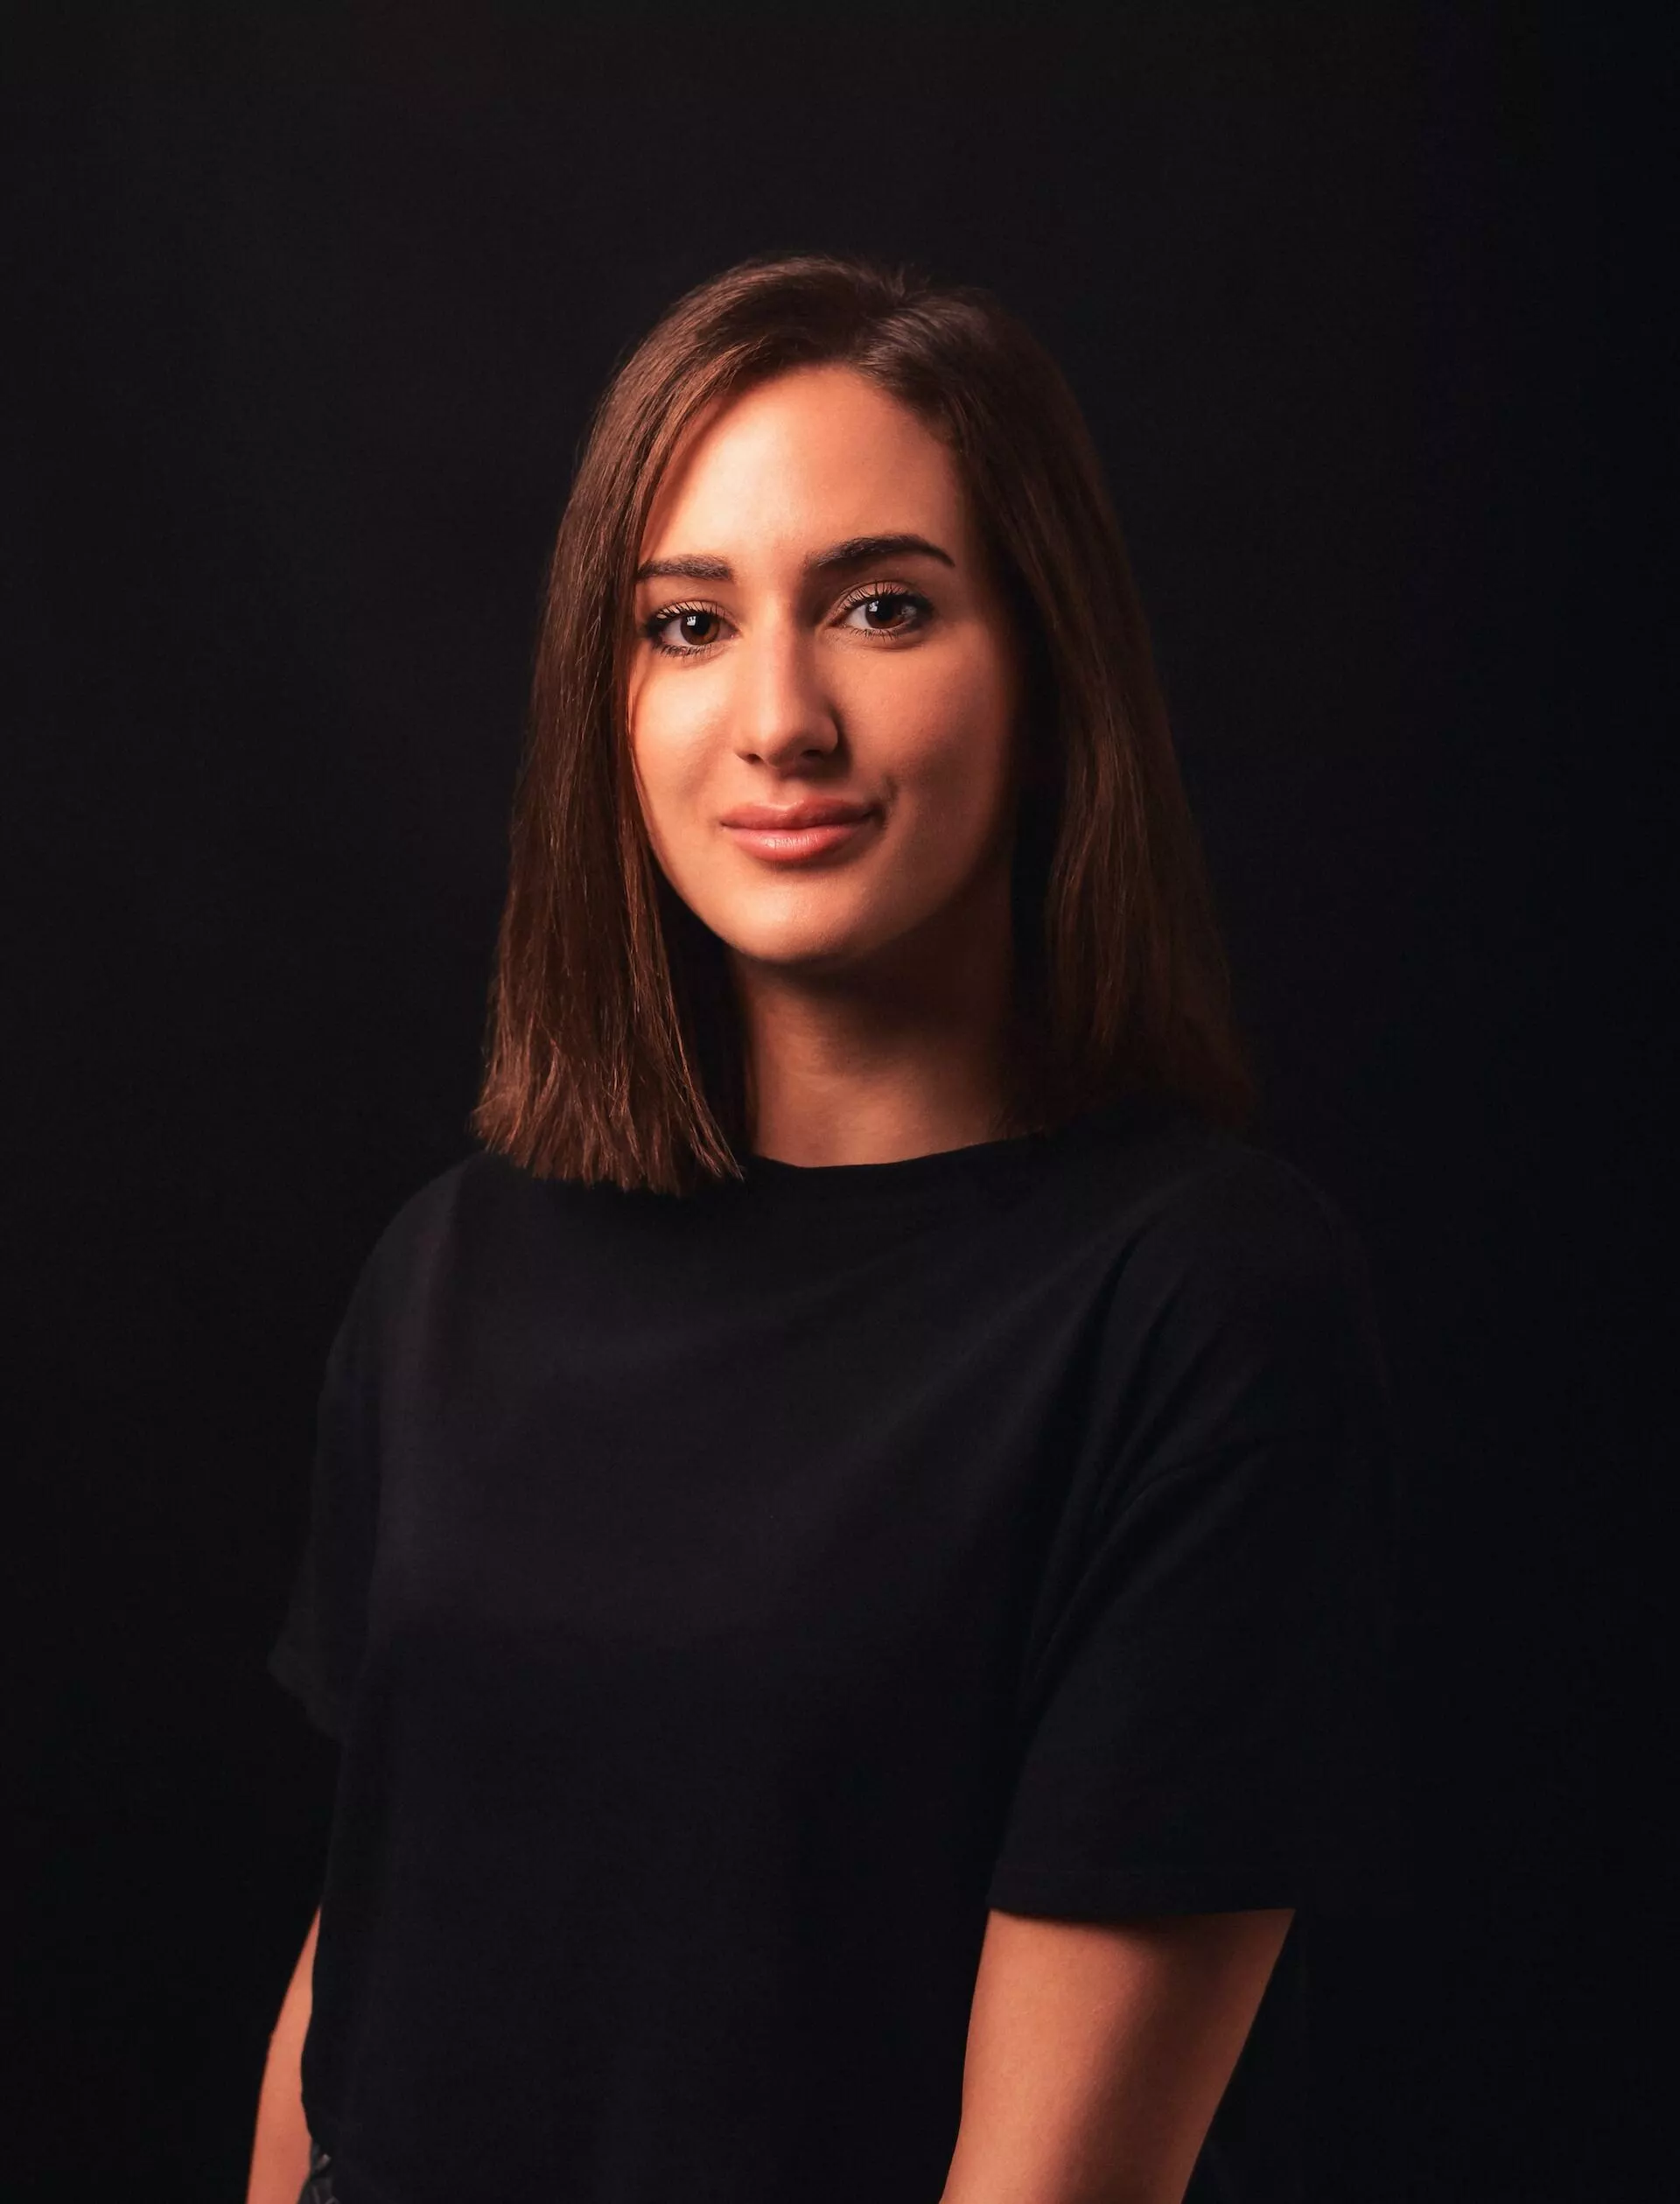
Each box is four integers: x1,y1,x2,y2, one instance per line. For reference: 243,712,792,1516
723,927,872,974
704,900,897,973
684,878,865,963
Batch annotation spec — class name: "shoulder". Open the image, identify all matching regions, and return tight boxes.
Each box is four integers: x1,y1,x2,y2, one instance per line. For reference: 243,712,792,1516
1070,1104,1364,1291
1145,1138,1360,1290
1074,1116,1384,1449
346,1147,566,1324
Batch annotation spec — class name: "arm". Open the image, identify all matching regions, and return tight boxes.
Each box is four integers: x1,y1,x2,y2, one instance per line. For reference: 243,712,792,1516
939,1905,1294,2204
246,1907,320,2204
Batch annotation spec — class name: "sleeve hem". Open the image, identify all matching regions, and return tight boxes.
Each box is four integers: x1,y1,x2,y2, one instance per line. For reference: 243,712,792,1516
986,1858,1376,1918
266,1637,348,1741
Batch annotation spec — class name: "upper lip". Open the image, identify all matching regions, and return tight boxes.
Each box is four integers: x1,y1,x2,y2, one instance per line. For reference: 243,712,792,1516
719,799,878,829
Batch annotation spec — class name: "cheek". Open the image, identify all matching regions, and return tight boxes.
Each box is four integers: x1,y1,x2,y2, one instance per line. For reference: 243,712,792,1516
628,686,721,844
873,646,1019,823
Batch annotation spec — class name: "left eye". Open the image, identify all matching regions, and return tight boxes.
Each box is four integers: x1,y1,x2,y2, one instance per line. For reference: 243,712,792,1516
842,590,926,634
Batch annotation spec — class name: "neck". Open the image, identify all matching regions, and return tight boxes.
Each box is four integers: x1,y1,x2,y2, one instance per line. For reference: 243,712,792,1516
731,864,1018,1169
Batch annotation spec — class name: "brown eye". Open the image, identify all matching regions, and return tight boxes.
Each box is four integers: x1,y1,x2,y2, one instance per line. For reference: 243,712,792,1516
862,596,908,630
642,603,728,655
840,587,929,637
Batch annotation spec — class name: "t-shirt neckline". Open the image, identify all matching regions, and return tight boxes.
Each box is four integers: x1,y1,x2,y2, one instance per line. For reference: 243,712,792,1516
736,1092,1172,1207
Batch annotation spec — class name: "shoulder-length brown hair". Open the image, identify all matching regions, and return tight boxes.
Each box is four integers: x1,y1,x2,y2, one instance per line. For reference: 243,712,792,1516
470,250,1256,1194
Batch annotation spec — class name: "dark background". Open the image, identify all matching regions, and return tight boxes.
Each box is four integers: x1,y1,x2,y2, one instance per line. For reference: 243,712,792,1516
10,3,1670,2197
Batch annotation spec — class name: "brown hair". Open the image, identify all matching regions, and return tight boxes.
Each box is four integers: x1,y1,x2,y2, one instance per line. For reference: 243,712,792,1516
470,250,1257,1193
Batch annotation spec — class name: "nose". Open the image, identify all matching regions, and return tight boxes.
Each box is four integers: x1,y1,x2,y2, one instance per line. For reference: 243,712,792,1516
731,617,841,769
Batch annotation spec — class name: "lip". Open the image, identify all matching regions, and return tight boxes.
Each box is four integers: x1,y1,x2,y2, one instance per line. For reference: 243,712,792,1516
719,799,881,864
718,800,878,829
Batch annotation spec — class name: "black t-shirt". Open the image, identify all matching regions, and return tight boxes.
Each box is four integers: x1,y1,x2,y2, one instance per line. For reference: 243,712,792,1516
270,1093,1402,2204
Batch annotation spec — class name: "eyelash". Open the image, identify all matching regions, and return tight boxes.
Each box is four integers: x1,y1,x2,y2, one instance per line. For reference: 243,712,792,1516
638,583,934,658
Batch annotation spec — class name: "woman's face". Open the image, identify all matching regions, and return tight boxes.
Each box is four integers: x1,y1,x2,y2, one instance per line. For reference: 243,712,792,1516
626,364,1027,979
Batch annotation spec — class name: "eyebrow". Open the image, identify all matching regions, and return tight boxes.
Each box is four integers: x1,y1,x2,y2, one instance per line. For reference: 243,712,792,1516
633,532,957,585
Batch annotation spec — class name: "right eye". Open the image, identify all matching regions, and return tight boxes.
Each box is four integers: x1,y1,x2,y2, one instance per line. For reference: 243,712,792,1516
641,603,730,656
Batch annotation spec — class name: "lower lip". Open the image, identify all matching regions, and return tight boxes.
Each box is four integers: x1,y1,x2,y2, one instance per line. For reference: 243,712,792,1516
722,815,878,862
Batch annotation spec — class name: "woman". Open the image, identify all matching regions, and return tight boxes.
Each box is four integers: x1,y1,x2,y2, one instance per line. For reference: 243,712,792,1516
248,251,1399,2204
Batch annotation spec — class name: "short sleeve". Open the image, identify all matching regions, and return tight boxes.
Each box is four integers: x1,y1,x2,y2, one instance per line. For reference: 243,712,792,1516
987,1157,1405,1919
267,1253,384,1740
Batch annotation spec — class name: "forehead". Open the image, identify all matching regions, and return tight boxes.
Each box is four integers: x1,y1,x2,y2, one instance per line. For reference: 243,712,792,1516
638,364,973,564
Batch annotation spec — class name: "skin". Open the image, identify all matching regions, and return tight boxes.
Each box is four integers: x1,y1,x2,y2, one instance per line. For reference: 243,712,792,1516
627,360,1028,1167
942,1907,1294,2204
628,364,1294,2201
248,365,1292,2204
246,1907,318,2202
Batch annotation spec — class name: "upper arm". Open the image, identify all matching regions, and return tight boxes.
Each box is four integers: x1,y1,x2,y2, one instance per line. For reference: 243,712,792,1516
269,1251,387,1740
940,1905,1295,2204
950,1166,1395,2199
283,1907,321,2024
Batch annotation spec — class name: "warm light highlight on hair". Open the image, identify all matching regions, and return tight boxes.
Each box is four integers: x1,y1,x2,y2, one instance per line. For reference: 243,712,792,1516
471,251,1257,1193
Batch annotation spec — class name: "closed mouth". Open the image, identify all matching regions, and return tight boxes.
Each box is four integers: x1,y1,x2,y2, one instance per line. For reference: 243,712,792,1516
718,801,878,830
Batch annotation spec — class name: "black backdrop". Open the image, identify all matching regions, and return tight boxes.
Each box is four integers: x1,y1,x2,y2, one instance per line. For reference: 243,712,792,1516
10,5,1670,2198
